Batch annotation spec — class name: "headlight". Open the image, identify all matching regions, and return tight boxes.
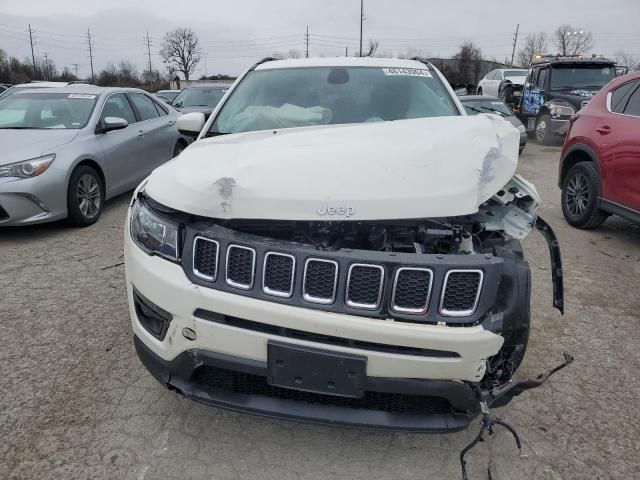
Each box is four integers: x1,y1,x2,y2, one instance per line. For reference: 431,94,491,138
0,154,55,179
517,124,526,133
548,104,575,117
130,197,179,261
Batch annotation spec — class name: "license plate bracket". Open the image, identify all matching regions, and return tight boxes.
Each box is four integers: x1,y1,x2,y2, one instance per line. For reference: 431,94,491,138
267,341,367,398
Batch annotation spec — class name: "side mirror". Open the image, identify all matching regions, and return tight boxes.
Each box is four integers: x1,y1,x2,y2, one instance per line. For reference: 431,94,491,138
615,66,629,77
177,112,205,136
99,117,128,133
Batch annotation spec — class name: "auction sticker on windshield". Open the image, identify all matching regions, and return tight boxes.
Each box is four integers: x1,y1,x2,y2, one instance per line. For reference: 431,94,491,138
382,68,432,77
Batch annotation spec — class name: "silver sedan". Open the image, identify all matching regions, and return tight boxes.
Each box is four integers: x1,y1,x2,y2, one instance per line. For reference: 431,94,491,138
0,86,188,226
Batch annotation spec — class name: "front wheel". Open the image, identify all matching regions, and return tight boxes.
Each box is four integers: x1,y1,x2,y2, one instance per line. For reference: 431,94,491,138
477,87,483,95
67,165,104,227
535,113,555,145
561,161,607,229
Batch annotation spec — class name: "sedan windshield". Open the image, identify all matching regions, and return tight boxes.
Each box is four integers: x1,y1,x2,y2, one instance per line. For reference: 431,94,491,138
550,65,616,90
504,70,527,78
210,66,459,135
0,92,98,129
172,87,228,108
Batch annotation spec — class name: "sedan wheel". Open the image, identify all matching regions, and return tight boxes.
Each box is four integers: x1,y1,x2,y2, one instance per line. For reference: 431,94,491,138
67,165,104,227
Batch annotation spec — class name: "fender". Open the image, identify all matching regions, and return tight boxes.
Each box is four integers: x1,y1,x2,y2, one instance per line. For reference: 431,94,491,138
558,143,601,188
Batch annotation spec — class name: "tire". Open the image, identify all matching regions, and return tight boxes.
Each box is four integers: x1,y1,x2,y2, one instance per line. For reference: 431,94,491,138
477,87,483,95
66,165,104,227
173,140,187,158
535,113,555,145
561,161,608,229
519,145,525,155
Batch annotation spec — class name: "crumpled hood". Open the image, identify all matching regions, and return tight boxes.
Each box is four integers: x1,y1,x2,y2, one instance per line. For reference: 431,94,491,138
0,129,79,166
507,75,527,86
144,115,519,220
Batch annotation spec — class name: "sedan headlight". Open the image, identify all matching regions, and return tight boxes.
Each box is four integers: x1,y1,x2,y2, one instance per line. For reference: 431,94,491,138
130,197,179,261
0,154,56,179
548,104,575,117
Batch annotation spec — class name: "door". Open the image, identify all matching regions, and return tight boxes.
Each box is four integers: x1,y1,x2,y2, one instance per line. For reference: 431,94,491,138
126,92,176,173
596,80,640,211
488,70,503,96
96,93,147,196
521,67,547,116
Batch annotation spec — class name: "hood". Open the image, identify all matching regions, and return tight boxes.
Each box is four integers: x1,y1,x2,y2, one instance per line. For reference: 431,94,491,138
144,115,520,221
0,129,79,166
548,89,601,109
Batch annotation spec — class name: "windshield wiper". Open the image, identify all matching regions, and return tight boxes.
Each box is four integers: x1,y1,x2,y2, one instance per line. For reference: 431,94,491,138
204,130,230,138
0,126,34,129
477,105,509,116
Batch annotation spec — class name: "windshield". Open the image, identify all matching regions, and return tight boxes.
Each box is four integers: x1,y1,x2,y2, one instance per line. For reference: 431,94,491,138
210,66,459,135
172,86,228,108
550,65,616,90
462,99,512,116
0,92,98,129
504,70,527,78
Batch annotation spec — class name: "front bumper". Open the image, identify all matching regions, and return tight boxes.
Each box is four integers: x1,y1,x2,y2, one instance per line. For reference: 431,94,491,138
0,169,68,226
550,117,570,136
134,335,480,432
125,208,505,431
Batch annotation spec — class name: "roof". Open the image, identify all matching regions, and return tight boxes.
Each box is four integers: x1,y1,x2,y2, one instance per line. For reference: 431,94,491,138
255,57,430,70
182,83,233,89
15,85,141,96
531,56,615,66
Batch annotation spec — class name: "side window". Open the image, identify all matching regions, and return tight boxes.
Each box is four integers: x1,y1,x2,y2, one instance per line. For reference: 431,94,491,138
611,81,639,114
536,68,548,89
100,93,136,126
489,70,497,80
496,71,503,80
128,93,160,121
623,85,640,116
153,99,169,116
527,68,538,87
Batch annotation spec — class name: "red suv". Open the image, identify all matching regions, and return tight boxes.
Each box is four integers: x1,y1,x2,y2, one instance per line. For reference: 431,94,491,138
559,71,640,228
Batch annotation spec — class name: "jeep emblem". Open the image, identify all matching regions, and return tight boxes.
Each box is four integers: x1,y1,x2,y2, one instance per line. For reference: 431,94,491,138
317,204,355,218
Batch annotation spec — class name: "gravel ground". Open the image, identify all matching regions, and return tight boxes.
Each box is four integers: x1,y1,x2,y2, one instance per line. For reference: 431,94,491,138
1,142,639,480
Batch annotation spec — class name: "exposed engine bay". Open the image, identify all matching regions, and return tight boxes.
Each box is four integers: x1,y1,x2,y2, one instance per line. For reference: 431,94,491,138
217,176,540,256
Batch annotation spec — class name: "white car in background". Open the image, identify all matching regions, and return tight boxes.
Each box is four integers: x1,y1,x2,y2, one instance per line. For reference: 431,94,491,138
477,68,528,99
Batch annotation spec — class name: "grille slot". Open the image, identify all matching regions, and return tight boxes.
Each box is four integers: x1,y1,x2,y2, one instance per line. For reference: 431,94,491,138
263,252,295,297
440,270,483,316
193,237,219,281
225,245,256,290
303,258,338,304
392,268,433,314
580,100,590,110
346,264,384,309
193,366,452,415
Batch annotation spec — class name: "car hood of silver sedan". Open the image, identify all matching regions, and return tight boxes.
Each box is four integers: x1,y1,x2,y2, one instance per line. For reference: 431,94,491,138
0,129,79,166
144,115,520,221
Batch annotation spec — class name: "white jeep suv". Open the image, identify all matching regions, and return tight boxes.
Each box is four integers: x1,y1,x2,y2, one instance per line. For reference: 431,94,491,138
124,57,565,432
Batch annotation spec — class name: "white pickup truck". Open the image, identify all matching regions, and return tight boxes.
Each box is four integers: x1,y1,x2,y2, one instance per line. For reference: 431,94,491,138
124,57,568,433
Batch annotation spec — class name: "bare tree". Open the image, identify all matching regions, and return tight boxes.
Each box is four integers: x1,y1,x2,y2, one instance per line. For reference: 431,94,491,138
117,60,139,87
364,40,379,57
454,41,483,84
517,33,547,67
160,28,201,81
287,49,302,59
553,25,593,56
614,49,639,71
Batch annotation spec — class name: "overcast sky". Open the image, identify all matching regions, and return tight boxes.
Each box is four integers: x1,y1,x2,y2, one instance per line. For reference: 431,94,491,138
1,0,639,79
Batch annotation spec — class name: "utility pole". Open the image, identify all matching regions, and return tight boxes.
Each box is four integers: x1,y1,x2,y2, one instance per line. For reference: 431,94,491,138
510,23,520,66
144,31,154,88
345,46,348,57
28,24,37,78
204,55,208,77
72,63,79,78
305,26,309,58
43,52,49,80
359,0,364,57
86,29,95,84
